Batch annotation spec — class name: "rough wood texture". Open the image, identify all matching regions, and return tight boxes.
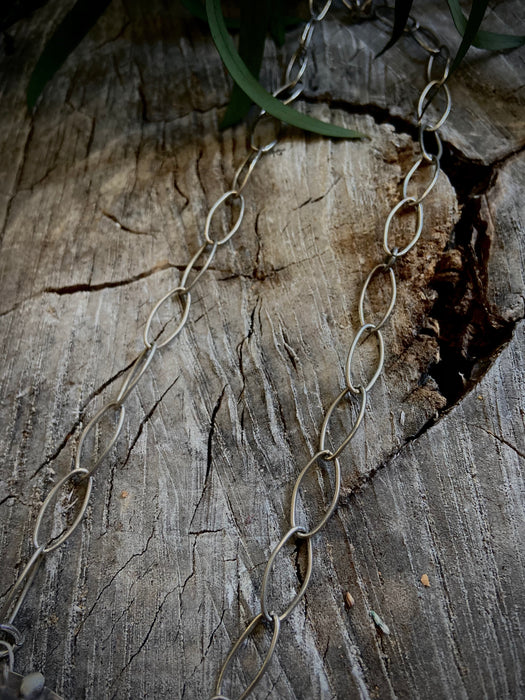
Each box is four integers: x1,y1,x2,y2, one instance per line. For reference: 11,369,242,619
0,2,524,699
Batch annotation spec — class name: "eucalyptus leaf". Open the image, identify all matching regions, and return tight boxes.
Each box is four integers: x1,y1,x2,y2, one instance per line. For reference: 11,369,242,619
27,0,112,109
447,0,525,51
205,0,365,139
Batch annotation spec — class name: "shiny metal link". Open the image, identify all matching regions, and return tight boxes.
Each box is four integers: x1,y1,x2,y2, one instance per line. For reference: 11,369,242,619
383,197,424,257
402,155,440,204
309,0,332,22
1,547,45,626
74,402,125,476
213,613,280,700
204,191,245,246
345,323,385,394
116,344,157,404
180,241,218,293
285,1,329,87
427,49,451,84
411,24,442,55
319,386,367,460
285,46,309,88
249,81,304,154
272,81,305,106
417,80,451,132
143,286,191,349
290,451,341,539
250,112,281,154
300,19,317,48
232,150,263,194
358,263,397,330
32,469,93,553
260,527,313,622
419,124,443,161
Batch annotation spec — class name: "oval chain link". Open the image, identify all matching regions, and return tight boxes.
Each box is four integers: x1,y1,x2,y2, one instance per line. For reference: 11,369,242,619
32,469,93,553
383,197,424,257
116,344,157,405
204,191,245,246
319,386,367,460
143,286,191,349
345,324,385,394
290,451,341,538
260,526,313,622
402,155,441,204
74,402,126,476
417,79,452,132
358,263,397,330
213,612,281,700
0,625,24,662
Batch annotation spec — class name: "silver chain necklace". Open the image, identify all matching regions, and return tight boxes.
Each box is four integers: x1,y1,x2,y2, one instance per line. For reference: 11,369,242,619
0,2,454,698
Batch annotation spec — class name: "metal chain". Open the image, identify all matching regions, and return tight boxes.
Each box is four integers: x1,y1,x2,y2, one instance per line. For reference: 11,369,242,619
0,2,453,698
211,7,453,700
0,0,329,683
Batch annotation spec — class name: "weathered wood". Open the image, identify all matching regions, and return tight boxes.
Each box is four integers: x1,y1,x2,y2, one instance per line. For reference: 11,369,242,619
0,2,524,699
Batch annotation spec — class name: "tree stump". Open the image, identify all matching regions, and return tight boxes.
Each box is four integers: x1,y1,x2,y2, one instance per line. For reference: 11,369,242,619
0,2,524,699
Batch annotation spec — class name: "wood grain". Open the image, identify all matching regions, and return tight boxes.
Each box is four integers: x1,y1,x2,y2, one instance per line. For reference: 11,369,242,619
0,1,523,698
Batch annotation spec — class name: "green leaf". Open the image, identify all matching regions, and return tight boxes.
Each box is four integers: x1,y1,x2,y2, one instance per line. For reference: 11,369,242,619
448,0,490,75
377,0,413,57
27,0,112,109
221,0,270,129
447,0,525,51
205,0,365,139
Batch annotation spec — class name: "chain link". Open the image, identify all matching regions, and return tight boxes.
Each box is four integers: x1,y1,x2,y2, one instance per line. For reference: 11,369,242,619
290,451,341,538
345,323,385,393
213,613,281,700
259,526,313,622
358,263,397,330
116,344,157,404
319,386,368,459
74,402,126,476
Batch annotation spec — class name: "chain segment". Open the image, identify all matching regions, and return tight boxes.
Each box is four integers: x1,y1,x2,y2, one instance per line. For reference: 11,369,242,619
211,7,452,699
0,2,453,697
0,0,329,680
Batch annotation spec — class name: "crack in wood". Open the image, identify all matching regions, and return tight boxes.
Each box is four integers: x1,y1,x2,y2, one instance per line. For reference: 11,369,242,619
73,526,156,641
188,384,227,531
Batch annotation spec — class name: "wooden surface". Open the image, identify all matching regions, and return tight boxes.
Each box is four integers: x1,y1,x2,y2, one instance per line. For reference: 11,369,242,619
0,1,524,698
